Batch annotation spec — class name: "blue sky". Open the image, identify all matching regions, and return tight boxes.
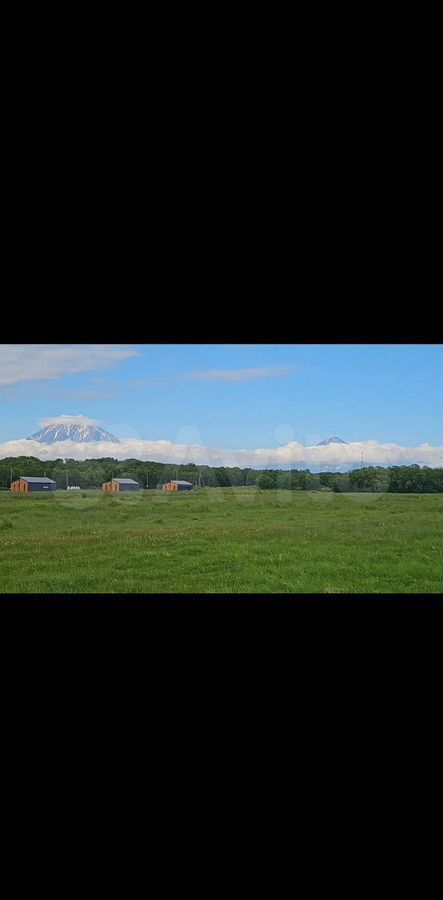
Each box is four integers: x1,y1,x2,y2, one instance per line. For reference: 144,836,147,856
0,344,441,469
0,343,441,447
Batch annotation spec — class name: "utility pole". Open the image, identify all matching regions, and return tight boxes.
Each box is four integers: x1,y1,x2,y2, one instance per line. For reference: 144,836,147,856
360,452,364,469
10,466,13,486
66,471,69,489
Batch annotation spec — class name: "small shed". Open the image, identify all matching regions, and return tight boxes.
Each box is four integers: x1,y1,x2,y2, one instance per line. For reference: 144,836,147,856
11,476,56,493
163,480,194,492
102,478,141,492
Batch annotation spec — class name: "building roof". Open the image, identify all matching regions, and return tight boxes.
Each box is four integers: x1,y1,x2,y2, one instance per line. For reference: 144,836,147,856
171,480,193,486
111,478,140,484
21,476,56,484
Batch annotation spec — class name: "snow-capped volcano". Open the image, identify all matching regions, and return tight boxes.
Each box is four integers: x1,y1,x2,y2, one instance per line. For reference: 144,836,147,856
316,435,348,446
28,423,120,443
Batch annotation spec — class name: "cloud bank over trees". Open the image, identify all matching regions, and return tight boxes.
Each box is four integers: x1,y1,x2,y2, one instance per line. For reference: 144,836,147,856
0,437,441,470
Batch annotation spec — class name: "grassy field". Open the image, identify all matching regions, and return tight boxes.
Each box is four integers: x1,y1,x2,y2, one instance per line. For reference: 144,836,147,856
0,488,441,593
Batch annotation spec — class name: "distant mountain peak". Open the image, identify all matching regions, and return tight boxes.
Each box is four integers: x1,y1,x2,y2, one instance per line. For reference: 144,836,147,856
316,435,348,446
28,423,120,443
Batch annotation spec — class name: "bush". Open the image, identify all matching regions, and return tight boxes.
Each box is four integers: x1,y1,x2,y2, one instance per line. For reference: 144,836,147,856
258,472,278,490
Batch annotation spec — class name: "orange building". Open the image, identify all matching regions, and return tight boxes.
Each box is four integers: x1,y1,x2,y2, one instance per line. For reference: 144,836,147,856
102,478,140,492
162,480,193,492
11,477,56,493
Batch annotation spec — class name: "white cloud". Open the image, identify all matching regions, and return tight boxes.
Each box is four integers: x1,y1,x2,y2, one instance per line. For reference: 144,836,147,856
0,345,139,387
184,365,296,383
0,437,441,469
38,415,102,427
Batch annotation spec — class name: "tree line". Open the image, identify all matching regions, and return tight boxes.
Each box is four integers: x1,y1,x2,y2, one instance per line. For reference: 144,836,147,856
257,465,443,492
0,457,442,493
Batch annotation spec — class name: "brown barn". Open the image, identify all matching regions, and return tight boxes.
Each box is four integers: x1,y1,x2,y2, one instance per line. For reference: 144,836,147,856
162,480,193,492
102,478,141,492
11,476,56,493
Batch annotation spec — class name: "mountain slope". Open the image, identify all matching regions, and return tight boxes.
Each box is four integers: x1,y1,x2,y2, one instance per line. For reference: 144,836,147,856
316,435,348,446
28,424,120,443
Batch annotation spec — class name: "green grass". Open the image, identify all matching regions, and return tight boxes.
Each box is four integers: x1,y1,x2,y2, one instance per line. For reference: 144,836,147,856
0,488,441,593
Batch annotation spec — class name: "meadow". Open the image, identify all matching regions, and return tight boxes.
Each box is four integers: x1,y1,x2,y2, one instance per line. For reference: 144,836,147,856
0,488,441,593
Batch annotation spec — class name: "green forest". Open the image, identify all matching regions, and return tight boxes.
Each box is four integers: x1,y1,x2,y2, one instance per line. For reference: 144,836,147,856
0,456,442,493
